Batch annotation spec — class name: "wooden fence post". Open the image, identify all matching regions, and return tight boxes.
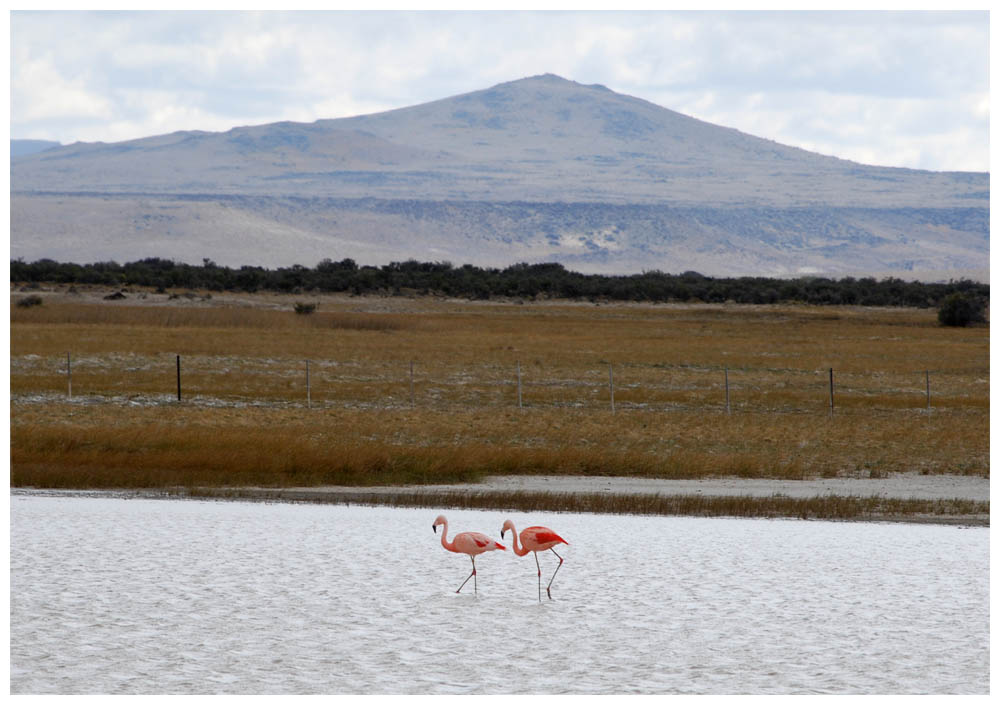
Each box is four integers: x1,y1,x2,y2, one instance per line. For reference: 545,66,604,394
517,361,523,409
609,364,616,414
828,367,834,416
176,355,182,402
66,352,72,399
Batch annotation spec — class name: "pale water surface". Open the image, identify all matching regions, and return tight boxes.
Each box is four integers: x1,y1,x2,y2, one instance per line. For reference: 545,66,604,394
10,492,989,694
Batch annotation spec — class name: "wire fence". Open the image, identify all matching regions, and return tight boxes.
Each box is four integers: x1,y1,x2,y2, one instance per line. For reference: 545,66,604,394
9,352,986,416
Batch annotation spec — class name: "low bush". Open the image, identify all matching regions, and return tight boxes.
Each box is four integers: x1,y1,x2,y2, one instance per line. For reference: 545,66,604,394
938,293,987,327
16,294,43,308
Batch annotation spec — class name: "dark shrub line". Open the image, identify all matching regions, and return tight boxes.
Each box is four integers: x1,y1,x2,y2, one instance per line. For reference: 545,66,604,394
11,257,988,309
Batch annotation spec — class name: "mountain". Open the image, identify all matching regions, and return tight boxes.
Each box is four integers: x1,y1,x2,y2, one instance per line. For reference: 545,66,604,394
10,74,989,280
11,139,61,158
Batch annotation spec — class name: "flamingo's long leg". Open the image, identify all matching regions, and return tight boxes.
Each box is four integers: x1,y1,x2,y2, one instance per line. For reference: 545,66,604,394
546,548,564,599
534,551,542,602
457,556,477,594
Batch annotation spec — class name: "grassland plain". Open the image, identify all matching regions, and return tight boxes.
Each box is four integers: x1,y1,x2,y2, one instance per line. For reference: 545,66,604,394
10,285,989,523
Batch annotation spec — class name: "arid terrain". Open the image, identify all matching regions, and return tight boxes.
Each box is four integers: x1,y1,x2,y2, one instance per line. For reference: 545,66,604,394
11,75,988,280
10,283,989,524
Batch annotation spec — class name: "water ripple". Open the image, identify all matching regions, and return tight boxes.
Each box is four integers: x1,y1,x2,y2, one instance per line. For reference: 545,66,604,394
10,493,989,694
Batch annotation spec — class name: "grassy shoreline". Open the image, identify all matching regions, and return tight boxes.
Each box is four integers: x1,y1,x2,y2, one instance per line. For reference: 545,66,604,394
11,291,989,521
13,486,986,526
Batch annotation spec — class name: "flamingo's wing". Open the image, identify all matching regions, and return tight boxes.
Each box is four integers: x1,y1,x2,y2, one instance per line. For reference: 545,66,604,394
455,531,506,553
525,526,568,546
476,532,506,551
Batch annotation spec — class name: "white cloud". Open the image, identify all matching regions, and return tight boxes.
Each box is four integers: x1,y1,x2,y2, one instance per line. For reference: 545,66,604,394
11,52,113,124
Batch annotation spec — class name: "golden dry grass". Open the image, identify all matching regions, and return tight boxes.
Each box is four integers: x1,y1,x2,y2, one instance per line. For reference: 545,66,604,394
10,289,989,490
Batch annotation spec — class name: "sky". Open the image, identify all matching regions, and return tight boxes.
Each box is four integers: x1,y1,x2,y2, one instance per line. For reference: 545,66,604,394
8,9,991,173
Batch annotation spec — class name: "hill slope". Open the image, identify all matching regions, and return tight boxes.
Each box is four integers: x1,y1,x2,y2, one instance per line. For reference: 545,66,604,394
11,139,61,158
10,74,988,279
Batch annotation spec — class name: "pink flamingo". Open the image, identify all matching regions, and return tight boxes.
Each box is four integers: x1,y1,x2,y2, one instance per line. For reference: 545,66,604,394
501,519,569,601
432,515,506,594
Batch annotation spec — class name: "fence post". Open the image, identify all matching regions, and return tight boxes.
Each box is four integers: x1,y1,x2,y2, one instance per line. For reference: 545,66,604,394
409,360,415,406
66,352,72,399
609,364,616,414
306,360,311,408
517,361,523,409
725,366,730,414
828,367,834,416
176,355,182,402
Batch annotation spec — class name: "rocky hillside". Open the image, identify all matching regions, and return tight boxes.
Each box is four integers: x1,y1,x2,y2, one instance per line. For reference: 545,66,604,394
10,74,988,279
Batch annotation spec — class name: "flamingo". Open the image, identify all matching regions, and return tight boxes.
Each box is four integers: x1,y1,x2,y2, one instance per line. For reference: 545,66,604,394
500,519,569,601
432,515,506,594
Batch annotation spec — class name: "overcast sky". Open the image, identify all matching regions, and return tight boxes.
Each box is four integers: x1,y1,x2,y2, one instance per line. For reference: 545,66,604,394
8,10,991,172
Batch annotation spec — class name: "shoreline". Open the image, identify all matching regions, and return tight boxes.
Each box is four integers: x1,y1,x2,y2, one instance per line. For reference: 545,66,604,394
12,472,989,527
268,473,991,502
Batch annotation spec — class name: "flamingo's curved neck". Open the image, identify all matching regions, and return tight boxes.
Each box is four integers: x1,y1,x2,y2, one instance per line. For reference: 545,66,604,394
438,521,456,552
508,526,530,556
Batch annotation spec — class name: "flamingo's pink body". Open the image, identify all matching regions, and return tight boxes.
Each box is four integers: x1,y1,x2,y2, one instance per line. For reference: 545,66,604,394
501,519,569,601
432,514,506,594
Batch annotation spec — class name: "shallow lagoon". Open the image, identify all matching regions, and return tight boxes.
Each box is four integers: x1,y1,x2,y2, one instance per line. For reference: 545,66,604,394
10,492,989,694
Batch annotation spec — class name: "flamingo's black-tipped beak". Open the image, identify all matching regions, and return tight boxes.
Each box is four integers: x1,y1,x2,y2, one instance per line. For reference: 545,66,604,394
432,524,437,534
500,529,506,538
